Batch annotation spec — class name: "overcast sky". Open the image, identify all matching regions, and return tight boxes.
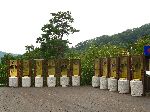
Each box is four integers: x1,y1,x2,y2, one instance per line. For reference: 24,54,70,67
0,0,150,54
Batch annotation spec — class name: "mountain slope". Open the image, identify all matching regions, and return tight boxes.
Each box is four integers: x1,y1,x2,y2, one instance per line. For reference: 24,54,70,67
0,51,7,59
0,51,19,60
74,23,150,51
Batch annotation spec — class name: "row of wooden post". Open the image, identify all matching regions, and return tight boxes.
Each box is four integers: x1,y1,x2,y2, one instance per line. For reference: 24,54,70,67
94,55,150,95
8,59,81,77
94,55,147,81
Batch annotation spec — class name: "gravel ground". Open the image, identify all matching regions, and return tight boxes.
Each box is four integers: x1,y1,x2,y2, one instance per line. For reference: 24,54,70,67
0,86,150,112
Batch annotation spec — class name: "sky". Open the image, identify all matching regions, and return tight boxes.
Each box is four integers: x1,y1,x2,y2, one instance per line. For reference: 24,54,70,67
0,0,150,54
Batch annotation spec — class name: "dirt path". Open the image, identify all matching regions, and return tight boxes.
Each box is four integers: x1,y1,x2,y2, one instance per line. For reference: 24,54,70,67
0,86,150,112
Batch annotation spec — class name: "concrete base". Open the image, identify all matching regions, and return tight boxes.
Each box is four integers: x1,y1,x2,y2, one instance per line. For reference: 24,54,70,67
92,76,100,87
130,80,143,96
47,76,56,87
22,77,31,87
9,77,18,87
109,77,118,92
72,76,80,86
100,76,108,89
118,79,129,94
35,77,43,87
108,78,111,90
60,76,69,87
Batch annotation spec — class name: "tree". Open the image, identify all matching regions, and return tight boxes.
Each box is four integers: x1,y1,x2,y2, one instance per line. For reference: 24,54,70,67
73,23,150,52
36,11,79,59
132,35,150,55
25,45,34,53
23,47,42,59
1,53,15,65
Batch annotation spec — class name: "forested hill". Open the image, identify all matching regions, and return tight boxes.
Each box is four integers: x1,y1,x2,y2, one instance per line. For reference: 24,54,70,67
74,23,150,51
0,51,7,58
0,51,19,60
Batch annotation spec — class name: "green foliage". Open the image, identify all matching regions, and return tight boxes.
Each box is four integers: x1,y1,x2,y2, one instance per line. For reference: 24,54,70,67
80,46,96,85
0,54,15,80
0,51,7,60
76,35,150,85
23,47,42,59
65,48,81,59
0,63,7,76
66,44,126,85
0,63,8,85
25,45,34,53
1,12,150,86
74,23,150,52
36,11,79,59
132,35,150,55
69,24,150,85
1,53,15,65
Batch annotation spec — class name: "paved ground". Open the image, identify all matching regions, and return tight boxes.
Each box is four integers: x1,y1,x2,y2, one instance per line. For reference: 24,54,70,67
0,86,150,112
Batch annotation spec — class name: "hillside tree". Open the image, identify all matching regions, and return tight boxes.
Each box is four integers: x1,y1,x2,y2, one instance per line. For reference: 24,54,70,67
36,11,79,59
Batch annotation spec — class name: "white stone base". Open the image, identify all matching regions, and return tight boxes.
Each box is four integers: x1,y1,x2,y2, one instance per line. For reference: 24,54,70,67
109,77,118,92
47,76,56,87
22,77,31,87
72,76,80,86
100,76,108,89
118,79,129,94
9,77,18,87
92,76,100,87
108,78,111,90
60,76,69,87
130,80,143,96
35,77,43,87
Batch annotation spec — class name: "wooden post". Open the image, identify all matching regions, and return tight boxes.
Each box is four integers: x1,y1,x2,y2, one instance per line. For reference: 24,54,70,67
31,59,35,87
6,60,9,86
79,59,81,77
127,56,131,80
34,59,44,77
109,57,120,79
101,58,108,77
94,59,100,77
70,59,81,76
60,59,69,77
131,55,144,81
116,57,120,80
47,59,57,77
18,60,22,87
22,60,31,77
34,59,44,87
99,58,102,77
70,59,81,86
43,59,47,87
142,55,146,96
29,60,32,77
70,59,73,77
107,58,110,78
119,56,129,79
55,59,60,86
9,60,19,77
